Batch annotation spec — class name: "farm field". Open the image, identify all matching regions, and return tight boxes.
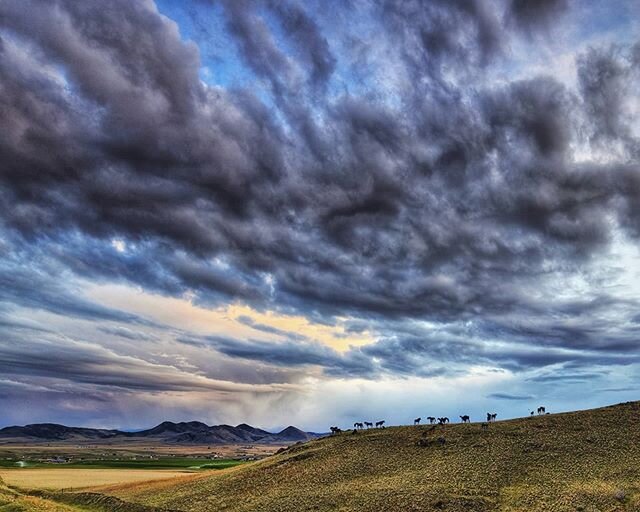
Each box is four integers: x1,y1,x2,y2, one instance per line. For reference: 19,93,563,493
0,468,195,491
0,457,245,470
0,442,282,459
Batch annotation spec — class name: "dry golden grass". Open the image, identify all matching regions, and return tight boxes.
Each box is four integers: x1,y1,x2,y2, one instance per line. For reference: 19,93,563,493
102,401,640,512
0,469,194,491
0,478,80,512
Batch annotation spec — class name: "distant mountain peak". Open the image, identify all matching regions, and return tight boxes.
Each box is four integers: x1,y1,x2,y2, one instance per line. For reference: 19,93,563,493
0,421,321,445
275,426,314,442
235,423,271,435
279,425,304,433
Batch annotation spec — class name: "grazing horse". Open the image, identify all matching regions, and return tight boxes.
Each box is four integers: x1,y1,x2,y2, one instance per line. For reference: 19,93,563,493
375,420,385,428
354,422,364,429
427,416,436,424
537,406,546,415
487,412,497,422
459,415,470,423
414,417,421,425
330,426,342,434
364,421,373,429
438,417,449,425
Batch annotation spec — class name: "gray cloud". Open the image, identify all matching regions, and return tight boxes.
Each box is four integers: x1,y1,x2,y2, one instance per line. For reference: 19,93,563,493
596,387,638,393
507,0,569,32
0,247,152,325
0,0,637,322
0,0,639,428
235,315,307,341
98,326,158,342
203,335,375,378
486,393,534,401
527,371,607,383
0,336,287,394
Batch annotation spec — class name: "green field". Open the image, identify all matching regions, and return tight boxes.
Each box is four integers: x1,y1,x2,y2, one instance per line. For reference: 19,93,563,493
0,457,244,470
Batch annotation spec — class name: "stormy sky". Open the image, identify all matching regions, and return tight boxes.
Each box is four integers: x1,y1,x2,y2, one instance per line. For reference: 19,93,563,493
0,0,639,431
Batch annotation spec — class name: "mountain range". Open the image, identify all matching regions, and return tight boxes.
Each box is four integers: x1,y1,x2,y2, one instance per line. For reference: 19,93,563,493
0,421,321,445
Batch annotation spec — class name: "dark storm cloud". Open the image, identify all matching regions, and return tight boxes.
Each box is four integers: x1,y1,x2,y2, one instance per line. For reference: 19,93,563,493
265,0,336,88
0,0,639,390
383,0,503,71
220,0,295,96
507,0,569,32
578,45,634,143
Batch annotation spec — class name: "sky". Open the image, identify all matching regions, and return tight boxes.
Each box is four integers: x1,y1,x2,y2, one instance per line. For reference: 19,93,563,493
0,0,639,432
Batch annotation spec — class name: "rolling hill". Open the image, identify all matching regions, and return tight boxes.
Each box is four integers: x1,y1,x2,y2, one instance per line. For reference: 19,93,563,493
0,421,319,445
95,401,640,511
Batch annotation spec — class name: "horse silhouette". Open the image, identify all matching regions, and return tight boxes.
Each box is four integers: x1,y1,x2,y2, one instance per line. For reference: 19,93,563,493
375,420,385,428
438,417,449,425
459,415,470,423
414,417,421,425
427,416,436,424
486,412,497,422
330,426,342,434
537,406,546,415
364,421,373,428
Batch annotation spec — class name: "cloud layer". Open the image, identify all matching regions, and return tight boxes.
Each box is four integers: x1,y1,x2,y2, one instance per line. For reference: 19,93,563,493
0,0,639,429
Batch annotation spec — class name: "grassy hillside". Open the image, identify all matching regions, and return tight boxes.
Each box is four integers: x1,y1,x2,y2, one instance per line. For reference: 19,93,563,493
0,477,79,512
101,401,640,512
